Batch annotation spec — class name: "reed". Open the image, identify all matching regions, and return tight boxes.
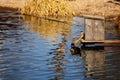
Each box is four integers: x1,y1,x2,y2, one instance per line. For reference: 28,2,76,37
21,0,72,16
0,0,25,9
69,0,120,17
0,0,120,18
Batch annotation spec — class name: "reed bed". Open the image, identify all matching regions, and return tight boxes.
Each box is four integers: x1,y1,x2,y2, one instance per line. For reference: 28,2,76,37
0,0,120,18
21,0,72,16
0,0,25,9
69,0,120,17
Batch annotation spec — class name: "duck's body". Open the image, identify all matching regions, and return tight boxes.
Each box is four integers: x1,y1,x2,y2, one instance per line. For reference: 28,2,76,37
70,43,81,55
70,31,84,55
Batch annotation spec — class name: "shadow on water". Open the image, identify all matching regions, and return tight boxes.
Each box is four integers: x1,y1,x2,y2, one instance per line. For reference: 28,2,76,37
0,11,120,80
105,21,120,40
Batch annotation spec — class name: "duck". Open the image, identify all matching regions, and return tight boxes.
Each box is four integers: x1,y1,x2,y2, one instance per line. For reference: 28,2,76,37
70,43,81,55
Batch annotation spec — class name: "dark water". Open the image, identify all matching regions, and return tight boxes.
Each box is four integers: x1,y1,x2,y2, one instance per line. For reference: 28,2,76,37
0,11,120,80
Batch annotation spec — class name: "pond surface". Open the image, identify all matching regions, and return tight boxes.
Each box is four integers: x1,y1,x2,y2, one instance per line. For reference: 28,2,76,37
0,11,120,80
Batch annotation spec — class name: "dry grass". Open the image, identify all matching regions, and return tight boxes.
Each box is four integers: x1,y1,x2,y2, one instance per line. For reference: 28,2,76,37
21,0,72,16
68,0,120,17
0,0,25,9
0,0,120,18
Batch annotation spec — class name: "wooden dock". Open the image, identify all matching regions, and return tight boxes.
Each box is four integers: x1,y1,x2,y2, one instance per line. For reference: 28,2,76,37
79,15,120,46
81,39,120,44
85,18,104,41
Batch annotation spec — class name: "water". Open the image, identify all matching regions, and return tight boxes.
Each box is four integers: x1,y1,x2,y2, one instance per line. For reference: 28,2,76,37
0,11,120,80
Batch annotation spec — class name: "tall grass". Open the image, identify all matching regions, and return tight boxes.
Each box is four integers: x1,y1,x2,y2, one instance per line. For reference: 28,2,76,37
1,0,119,18
21,0,72,16
69,0,120,17
0,0,25,9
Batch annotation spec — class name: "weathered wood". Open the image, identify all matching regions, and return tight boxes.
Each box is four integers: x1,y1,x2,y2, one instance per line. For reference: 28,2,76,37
82,15,105,20
81,39,104,43
85,19,104,41
73,31,84,44
81,39,120,43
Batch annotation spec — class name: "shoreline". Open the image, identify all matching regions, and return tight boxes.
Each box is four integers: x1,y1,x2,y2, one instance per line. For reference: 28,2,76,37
0,6,18,11
0,0,120,20
69,0,120,19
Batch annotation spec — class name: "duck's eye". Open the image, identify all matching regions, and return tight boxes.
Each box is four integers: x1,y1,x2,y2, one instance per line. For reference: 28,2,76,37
71,43,75,46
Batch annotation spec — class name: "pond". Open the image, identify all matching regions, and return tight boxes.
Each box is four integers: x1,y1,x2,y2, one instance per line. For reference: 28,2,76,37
0,11,120,80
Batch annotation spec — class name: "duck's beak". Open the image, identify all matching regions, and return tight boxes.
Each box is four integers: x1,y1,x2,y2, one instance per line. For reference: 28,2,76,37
70,48,74,54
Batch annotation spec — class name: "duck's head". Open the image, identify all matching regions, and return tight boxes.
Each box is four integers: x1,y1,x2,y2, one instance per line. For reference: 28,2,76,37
71,43,75,48
70,43,81,55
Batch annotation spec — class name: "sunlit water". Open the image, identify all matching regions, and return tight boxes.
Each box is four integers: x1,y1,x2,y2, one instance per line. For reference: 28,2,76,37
0,11,120,80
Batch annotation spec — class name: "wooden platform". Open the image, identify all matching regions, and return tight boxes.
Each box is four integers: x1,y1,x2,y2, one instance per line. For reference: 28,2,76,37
85,18,104,42
81,39,120,44
81,39,104,43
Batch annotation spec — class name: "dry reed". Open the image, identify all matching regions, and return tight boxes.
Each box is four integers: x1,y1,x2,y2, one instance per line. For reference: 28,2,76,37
21,0,72,16
68,0,120,17
0,0,25,9
0,0,120,18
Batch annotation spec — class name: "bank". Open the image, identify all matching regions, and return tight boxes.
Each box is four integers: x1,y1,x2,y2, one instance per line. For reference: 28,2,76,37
0,0,120,20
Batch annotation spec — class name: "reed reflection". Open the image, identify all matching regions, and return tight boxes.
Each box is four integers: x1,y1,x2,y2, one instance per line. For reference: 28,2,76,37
48,29,68,80
23,16,72,41
23,15,72,79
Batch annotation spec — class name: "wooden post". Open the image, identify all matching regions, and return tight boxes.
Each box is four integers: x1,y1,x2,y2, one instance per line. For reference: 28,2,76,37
84,18,104,42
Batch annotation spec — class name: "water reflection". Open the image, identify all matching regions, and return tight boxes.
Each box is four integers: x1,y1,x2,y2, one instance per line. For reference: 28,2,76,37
49,49,65,80
104,47,120,80
0,11,120,80
23,16,72,41
0,39,4,49
83,50,105,79
105,21,120,40
21,16,120,80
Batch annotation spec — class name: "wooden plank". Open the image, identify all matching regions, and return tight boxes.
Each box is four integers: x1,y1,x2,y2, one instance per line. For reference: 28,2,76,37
72,31,84,44
81,39,120,43
85,19,94,41
94,20,104,41
83,15,105,20
85,19,104,41
81,39,104,43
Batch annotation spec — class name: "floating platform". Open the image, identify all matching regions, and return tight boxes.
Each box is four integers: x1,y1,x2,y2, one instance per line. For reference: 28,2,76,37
81,39,120,44
81,39,120,47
